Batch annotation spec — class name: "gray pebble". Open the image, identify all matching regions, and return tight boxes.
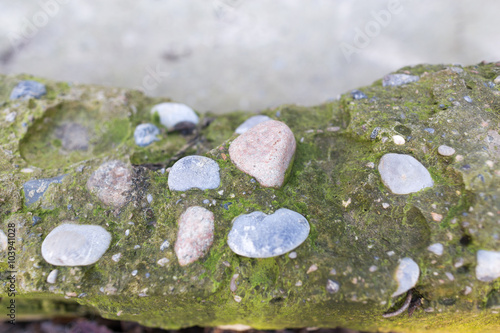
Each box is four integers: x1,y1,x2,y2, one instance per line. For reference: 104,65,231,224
476,250,500,282
351,89,367,100
382,74,419,87
10,80,46,100
438,145,455,156
134,123,160,147
227,208,310,258
151,102,198,130
146,194,153,204
41,223,111,266
47,269,59,284
160,240,170,251
235,115,271,134
23,175,67,207
168,156,220,191
464,96,473,103
326,279,340,293
378,153,433,195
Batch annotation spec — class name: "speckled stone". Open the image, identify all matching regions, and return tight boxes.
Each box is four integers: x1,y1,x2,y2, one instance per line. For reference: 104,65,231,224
41,223,111,266
438,145,456,156
392,257,420,297
134,123,160,147
235,115,272,134
326,279,340,293
10,80,46,100
227,208,310,258
476,250,500,282
86,160,133,208
382,74,419,87
23,175,67,207
378,153,434,195
229,120,296,188
427,243,444,256
175,206,214,266
151,102,198,130
168,156,220,191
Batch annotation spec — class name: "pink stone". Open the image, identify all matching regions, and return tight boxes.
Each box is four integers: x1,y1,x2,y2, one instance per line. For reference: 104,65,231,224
86,160,133,208
175,206,214,266
228,120,296,188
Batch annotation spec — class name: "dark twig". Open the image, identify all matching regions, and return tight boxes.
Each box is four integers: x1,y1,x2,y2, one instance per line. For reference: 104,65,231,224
382,290,413,318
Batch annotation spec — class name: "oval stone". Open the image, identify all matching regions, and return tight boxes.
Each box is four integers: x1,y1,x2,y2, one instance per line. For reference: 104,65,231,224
235,115,271,134
134,123,160,147
168,156,220,191
227,208,310,258
151,102,199,130
476,250,500,282
378,153,433,194
10,80,47,100
229,120,296,188
41,224,111,266
175,206,215,266
87,160,133,208
392,257,420,297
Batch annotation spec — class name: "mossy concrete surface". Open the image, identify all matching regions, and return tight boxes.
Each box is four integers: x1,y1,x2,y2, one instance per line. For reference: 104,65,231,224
0,63,499,332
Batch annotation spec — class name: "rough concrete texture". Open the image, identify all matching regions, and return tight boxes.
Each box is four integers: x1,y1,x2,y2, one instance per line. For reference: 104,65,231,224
0,62,500,332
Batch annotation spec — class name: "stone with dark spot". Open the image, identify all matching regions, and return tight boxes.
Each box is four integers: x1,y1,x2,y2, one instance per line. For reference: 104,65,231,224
151,102,199,130
86,160,133,208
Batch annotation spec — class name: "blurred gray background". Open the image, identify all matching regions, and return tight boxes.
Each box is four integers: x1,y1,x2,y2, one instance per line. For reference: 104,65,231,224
0,0,498,113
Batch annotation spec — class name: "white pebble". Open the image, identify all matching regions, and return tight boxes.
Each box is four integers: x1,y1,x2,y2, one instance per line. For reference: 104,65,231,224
427,243,444,256
147,194,153,204
392,135,405,145
111,253,122,262
476,250,500,282
326,279,340,293
160,240,170,251
151,102,199,130
369,265,378,272
307,264,318,274
131,270,138,276
234,295,242,302
157,258,170,267
295,280,303,287
445,272,454,281
288,251,297,259
125,229,130,236
47,269,59,284
392,257,420,297
438,145,455,156
0,230,7,251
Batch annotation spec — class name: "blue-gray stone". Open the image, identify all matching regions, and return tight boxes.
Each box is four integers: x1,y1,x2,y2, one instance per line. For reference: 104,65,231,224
235,115,271,134
168,156,220,191
351,89,367,100
23,175,67,206
10,80,47,100
464,95,473,103
227,208,310,258
382,74,419,87
134,123,160,147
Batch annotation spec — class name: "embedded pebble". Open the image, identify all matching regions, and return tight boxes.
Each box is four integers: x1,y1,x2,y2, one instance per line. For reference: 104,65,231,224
427,243,444,256
369,265,378,272
438,145,455,156
392,135,405,145
229,120,296,188
378,153,434,195
157,258,170,266
23,175,67,207
392,257,420,297
234,295,242,303
168,156,220,191
151,102,198,130
288,251,297,259
227,208,310,258
147,194,153,204
494,75,500,84
230,273,239,292
134,123,160,147
235,115,271,134
351,89,367,100
160,240,170,251
382,74,419,87
476,250,500,282
131,270,138,276
10,80,47,100
111,253,122,262
0,230,8,251
326,279,340,293
47,269,59,284
87,160,133,208
307,264,318,274
5,112,17,122
41,223,112,266
464,96,473,103
174,206,214,266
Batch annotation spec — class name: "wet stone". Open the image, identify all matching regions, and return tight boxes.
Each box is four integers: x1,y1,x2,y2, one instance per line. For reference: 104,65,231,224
134,123,160,147
175,206,214,266
41,223,111,266
10,80,46,100
168,156,220,191
55,122,89,151
151,102,199,130
378,153,434,195
235,115,272,134
438,145,456,156
476,250,500,282
227,208,310,258
23,175,66,207
392,257,420,297
382,74,419,87
351,89,367,100
229,120,296,188
86,160,133,208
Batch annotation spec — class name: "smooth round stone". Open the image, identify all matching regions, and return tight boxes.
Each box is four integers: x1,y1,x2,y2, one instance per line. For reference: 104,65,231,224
134,123,160,147
392,257,420,297
378,153,434,195
438,145,455,156
234,115,271,134
47,269,59,284
382,74,419,87
10,80,47,100
41,224,111,266
151,102,198,130
427,243,444,256
87,160,133,208
227,208,310,258
168,156,220,191
175,206,215,266
229,120,296,188
476,250,500,282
